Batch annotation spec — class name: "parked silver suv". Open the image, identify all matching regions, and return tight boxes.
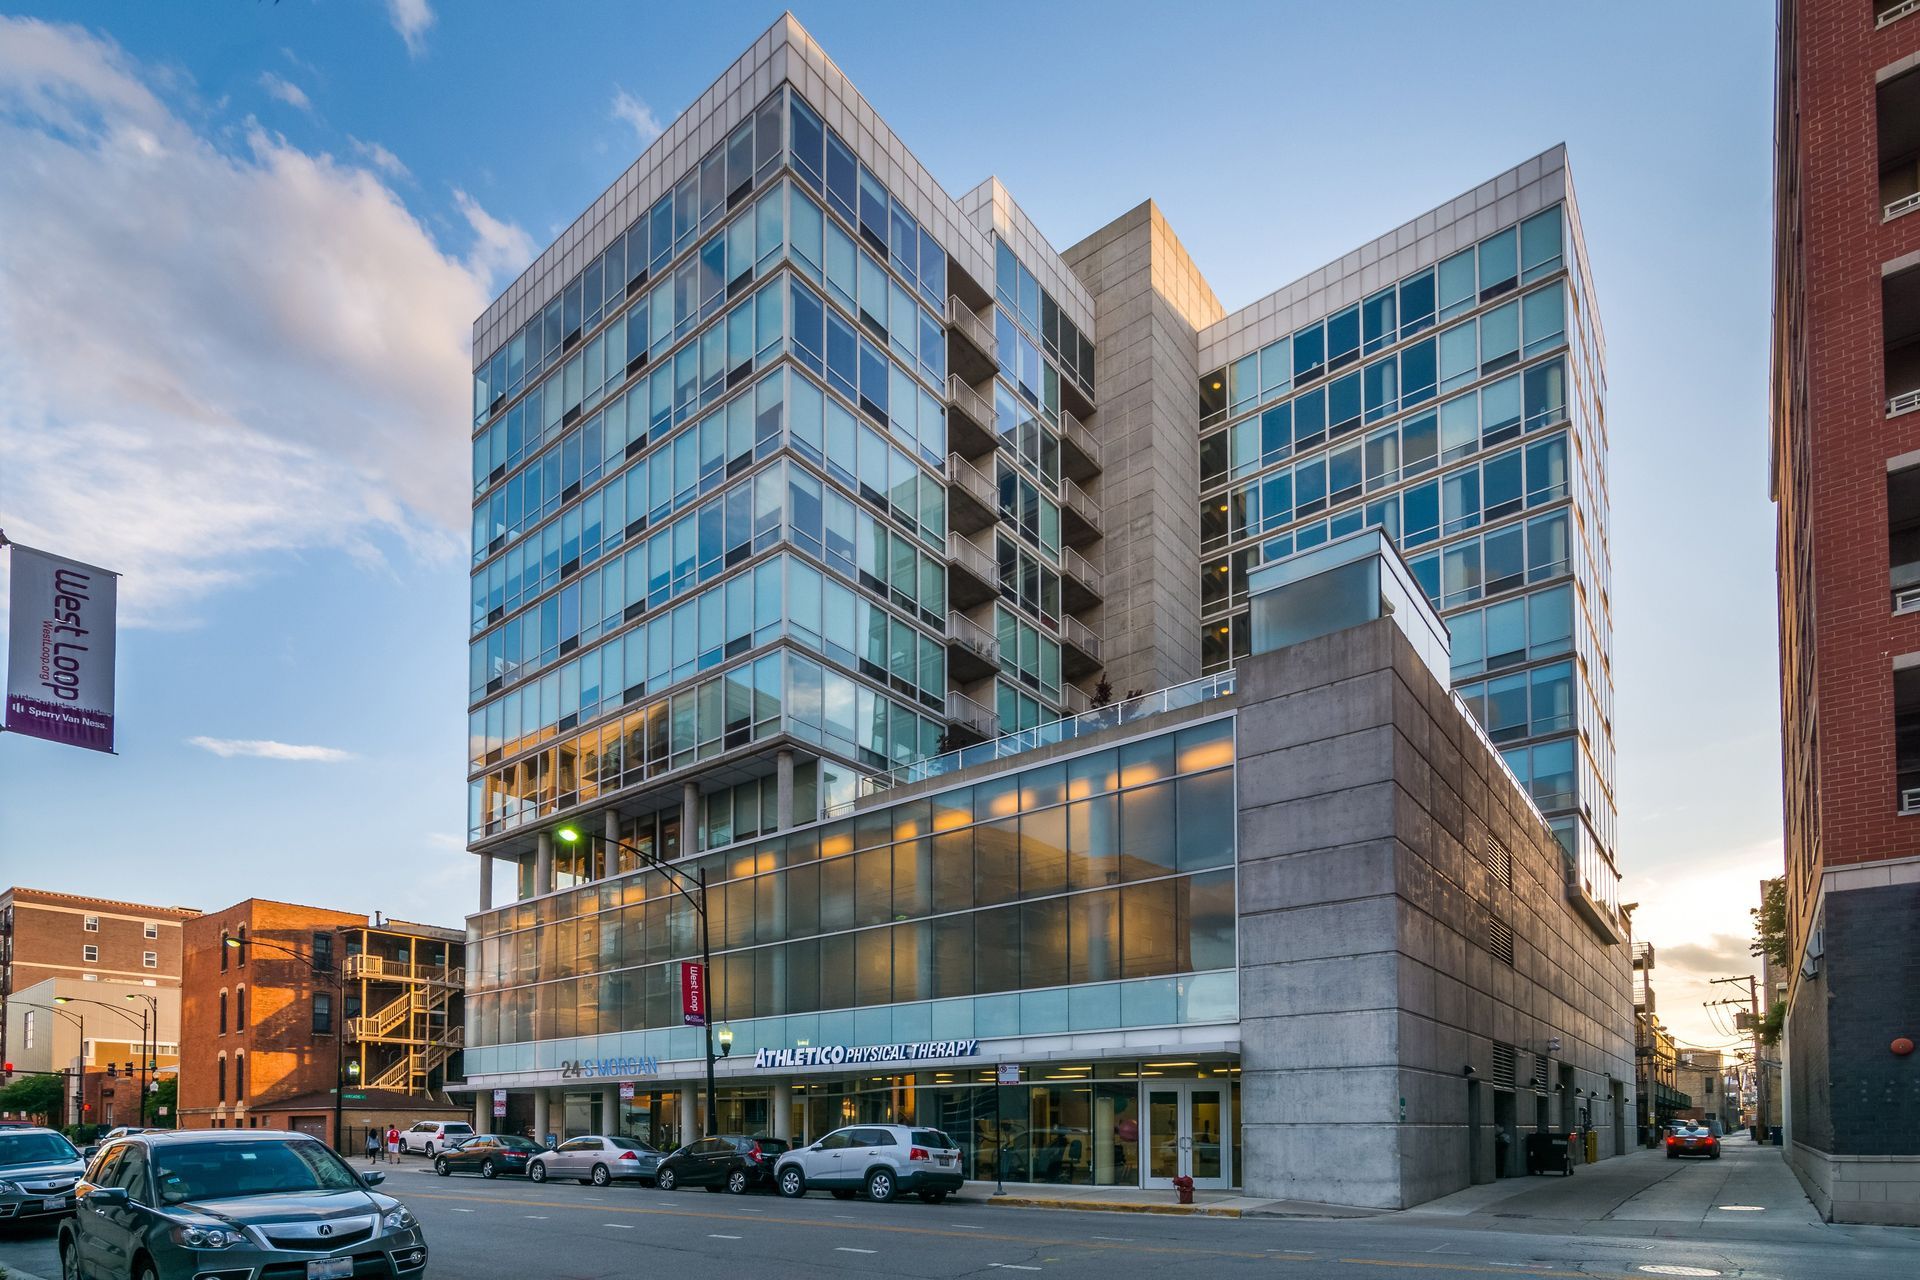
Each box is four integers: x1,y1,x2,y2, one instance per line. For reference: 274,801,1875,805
774,1124,962,1203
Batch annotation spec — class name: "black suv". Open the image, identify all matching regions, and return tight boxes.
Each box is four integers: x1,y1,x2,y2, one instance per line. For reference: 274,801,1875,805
654,1135,790,1194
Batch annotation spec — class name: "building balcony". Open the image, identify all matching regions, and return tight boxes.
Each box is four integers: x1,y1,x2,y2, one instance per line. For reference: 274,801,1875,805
947,533,998,608
1060,615,1103,679
946,296,998,387
343,954,463,987
945,610,1001,684
1060,409,1102,481
944,689,998,745
1060,545,1105,613
1060,476,1102,546
947,373,998,458
944,453,998,534
1062,683,1094,715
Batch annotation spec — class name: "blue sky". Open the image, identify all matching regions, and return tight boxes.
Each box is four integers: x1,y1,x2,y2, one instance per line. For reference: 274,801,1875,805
0,1,1774,1048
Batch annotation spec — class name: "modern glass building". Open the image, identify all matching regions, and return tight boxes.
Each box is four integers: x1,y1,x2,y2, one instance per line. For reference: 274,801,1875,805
460,16,1629,1204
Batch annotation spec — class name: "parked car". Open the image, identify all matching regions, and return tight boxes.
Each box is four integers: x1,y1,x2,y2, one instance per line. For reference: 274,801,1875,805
398,1120,474,1157
654,1135,790,1194
774,1125,963,1203
1666,1122,1720,1160
0,1127,86,1226
57,1129,427,1280
434,1134,542,1179
527,1135,663,1186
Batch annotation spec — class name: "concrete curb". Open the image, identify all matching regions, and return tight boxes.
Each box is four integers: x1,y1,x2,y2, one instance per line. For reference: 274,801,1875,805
986,1196,1244,1218
0,1266,59,1280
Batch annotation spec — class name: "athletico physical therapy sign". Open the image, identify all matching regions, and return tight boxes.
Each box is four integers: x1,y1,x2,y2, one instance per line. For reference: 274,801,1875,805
752,1039,981,1069
4,541,118,754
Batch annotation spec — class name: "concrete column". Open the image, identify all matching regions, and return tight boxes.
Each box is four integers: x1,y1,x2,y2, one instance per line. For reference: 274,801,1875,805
477,855,493,912
535,833,554,895
770,1082,793,1140
603,1085,622,1135
532,1089,551,1148
775,749,795,829
604,809,622,876
681,783,700,854
679,1084,699,1143
474,1092,489,1134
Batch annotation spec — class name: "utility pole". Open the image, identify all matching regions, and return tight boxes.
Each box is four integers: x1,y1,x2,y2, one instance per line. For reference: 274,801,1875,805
1712,975,1763,1138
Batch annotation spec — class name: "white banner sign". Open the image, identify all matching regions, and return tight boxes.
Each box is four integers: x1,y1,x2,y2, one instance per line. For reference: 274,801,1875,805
5,543,118,753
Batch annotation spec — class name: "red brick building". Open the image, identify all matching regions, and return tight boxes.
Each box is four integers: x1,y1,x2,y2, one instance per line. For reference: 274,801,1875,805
178,900,467,1148
1771,0,1920,1226
0,887,197,1080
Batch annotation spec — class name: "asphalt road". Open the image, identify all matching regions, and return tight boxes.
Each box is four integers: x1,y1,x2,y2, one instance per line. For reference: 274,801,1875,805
5,1142,1917,1280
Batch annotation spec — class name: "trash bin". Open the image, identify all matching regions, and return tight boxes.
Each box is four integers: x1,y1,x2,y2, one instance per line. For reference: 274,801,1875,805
1524,1132,1573,1176
1585,1129,1599,1164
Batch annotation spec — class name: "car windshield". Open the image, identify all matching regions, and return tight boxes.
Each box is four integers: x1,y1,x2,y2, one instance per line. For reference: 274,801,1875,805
607,1138,658,1153
0,1132,79,1167
152,1140,364,1204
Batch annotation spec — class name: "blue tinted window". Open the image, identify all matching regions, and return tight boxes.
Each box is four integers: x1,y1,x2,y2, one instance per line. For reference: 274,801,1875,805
1399,270,1436,337
1326,306,1361,371
1293,321,1325,382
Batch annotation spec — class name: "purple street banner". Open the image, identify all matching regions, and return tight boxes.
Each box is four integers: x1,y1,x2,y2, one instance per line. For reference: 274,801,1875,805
680,960,707,1026
5,542,118,753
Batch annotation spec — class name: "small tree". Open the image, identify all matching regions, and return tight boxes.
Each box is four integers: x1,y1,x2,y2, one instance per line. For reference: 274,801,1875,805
1090,675,1113,709
0,1072,66,1124
1751,877,1788,970
1759,1001,1786,1047
149,1076,179,1128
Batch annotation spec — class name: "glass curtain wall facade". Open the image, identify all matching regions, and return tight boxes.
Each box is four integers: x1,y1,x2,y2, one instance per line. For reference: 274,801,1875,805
468,85,1101,851
1196,200,1619,900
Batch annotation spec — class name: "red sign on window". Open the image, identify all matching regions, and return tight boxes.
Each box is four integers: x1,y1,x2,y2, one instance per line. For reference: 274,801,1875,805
680,961,707,1027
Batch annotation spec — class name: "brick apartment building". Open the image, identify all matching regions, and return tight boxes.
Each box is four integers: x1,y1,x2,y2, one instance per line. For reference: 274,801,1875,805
178,900,468,1147
0,887,196,1091
1771,0,1920,1225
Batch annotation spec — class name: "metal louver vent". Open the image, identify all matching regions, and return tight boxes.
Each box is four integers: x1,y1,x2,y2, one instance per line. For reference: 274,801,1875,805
1491,1042,1517,1088
1489,918,1515,967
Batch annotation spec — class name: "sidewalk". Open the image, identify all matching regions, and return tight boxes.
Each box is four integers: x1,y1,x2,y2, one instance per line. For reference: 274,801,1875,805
968,1179,1383,1219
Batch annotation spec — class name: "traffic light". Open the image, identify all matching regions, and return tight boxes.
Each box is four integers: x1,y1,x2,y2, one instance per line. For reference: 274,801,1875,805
107,1063,117,1079
2,1061,11,1082
125,1062,134,1078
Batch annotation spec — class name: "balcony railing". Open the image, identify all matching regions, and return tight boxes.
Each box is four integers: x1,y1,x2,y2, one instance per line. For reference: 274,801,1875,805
1060,545,1104,608
947,533,999,607
944,452,998,533
944,610,1000,682
948,374,995,437
1061,615,1102,679
1890,387,1920,418
1060,409,1103,478
1889,190,1920,222
1061,476,1102,543
945,690,999,741
856,670,1237,799
947,295,995,362
1062,684,1094,715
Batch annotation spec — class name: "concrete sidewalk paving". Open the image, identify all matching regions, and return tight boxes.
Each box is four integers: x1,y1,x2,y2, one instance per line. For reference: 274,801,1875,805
969,1180,1382,1219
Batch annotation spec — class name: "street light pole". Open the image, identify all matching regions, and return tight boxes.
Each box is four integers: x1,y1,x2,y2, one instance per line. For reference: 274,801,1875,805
54,996,146,1127
556,824,719,1136
122,994,155,1127
17,1003,84,1127
232,934,346,1152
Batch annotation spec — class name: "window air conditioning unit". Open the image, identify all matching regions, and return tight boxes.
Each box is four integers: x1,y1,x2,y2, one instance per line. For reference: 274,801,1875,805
1902,787,1920,815
1897,587,1920,614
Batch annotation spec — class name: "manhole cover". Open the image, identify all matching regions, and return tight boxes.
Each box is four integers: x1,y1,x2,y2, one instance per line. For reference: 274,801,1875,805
1637,1268,1721,1278
1716,1205,1764,1211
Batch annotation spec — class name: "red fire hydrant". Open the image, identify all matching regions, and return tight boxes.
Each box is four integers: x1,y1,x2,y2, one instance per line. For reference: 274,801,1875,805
1172,1174,1194,1205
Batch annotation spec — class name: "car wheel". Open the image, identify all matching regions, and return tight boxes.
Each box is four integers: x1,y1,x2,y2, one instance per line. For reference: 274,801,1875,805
59,1237,82,1280
481,1158,498,1179
656,1166,677,1191
727,1168,749,1195
135,1260,159,1280
435,1157,451,1177
424,1143,436,1159
831,1189,856,1200
529,1160,548,1183
592,1164,612,1187
866,1169,896,1203
919,1190,947,1204
778,1168,806,1198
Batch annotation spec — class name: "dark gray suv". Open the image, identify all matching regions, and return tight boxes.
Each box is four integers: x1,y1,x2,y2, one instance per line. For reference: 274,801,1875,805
57,1130,427,1279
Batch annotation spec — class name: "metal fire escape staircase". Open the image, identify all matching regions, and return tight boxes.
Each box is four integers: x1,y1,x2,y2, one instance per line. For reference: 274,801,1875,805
345,955,464,1093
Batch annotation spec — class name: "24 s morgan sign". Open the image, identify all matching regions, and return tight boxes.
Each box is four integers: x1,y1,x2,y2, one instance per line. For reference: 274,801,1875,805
4,541,118,754
559,1056,662,1079
753,1039,980,1069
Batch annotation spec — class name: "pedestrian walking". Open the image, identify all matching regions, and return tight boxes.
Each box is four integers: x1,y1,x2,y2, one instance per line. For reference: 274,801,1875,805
365,1127,380,1164
386,1125,400,1164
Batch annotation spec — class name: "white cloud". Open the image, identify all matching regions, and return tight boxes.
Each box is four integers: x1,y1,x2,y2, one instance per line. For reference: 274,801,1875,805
0,18,530,626
349,135,409,180
611,87,663,147
186,736,355,762
386,0,435,57
257,71,311,113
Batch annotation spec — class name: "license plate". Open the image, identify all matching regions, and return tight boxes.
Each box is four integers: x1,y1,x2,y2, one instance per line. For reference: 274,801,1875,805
41,1197,65,1211
306,1258,354,1279
937,1156,953,1165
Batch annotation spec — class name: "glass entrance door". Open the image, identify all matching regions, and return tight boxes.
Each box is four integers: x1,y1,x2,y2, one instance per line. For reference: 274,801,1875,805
1142,1082,1231,1188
